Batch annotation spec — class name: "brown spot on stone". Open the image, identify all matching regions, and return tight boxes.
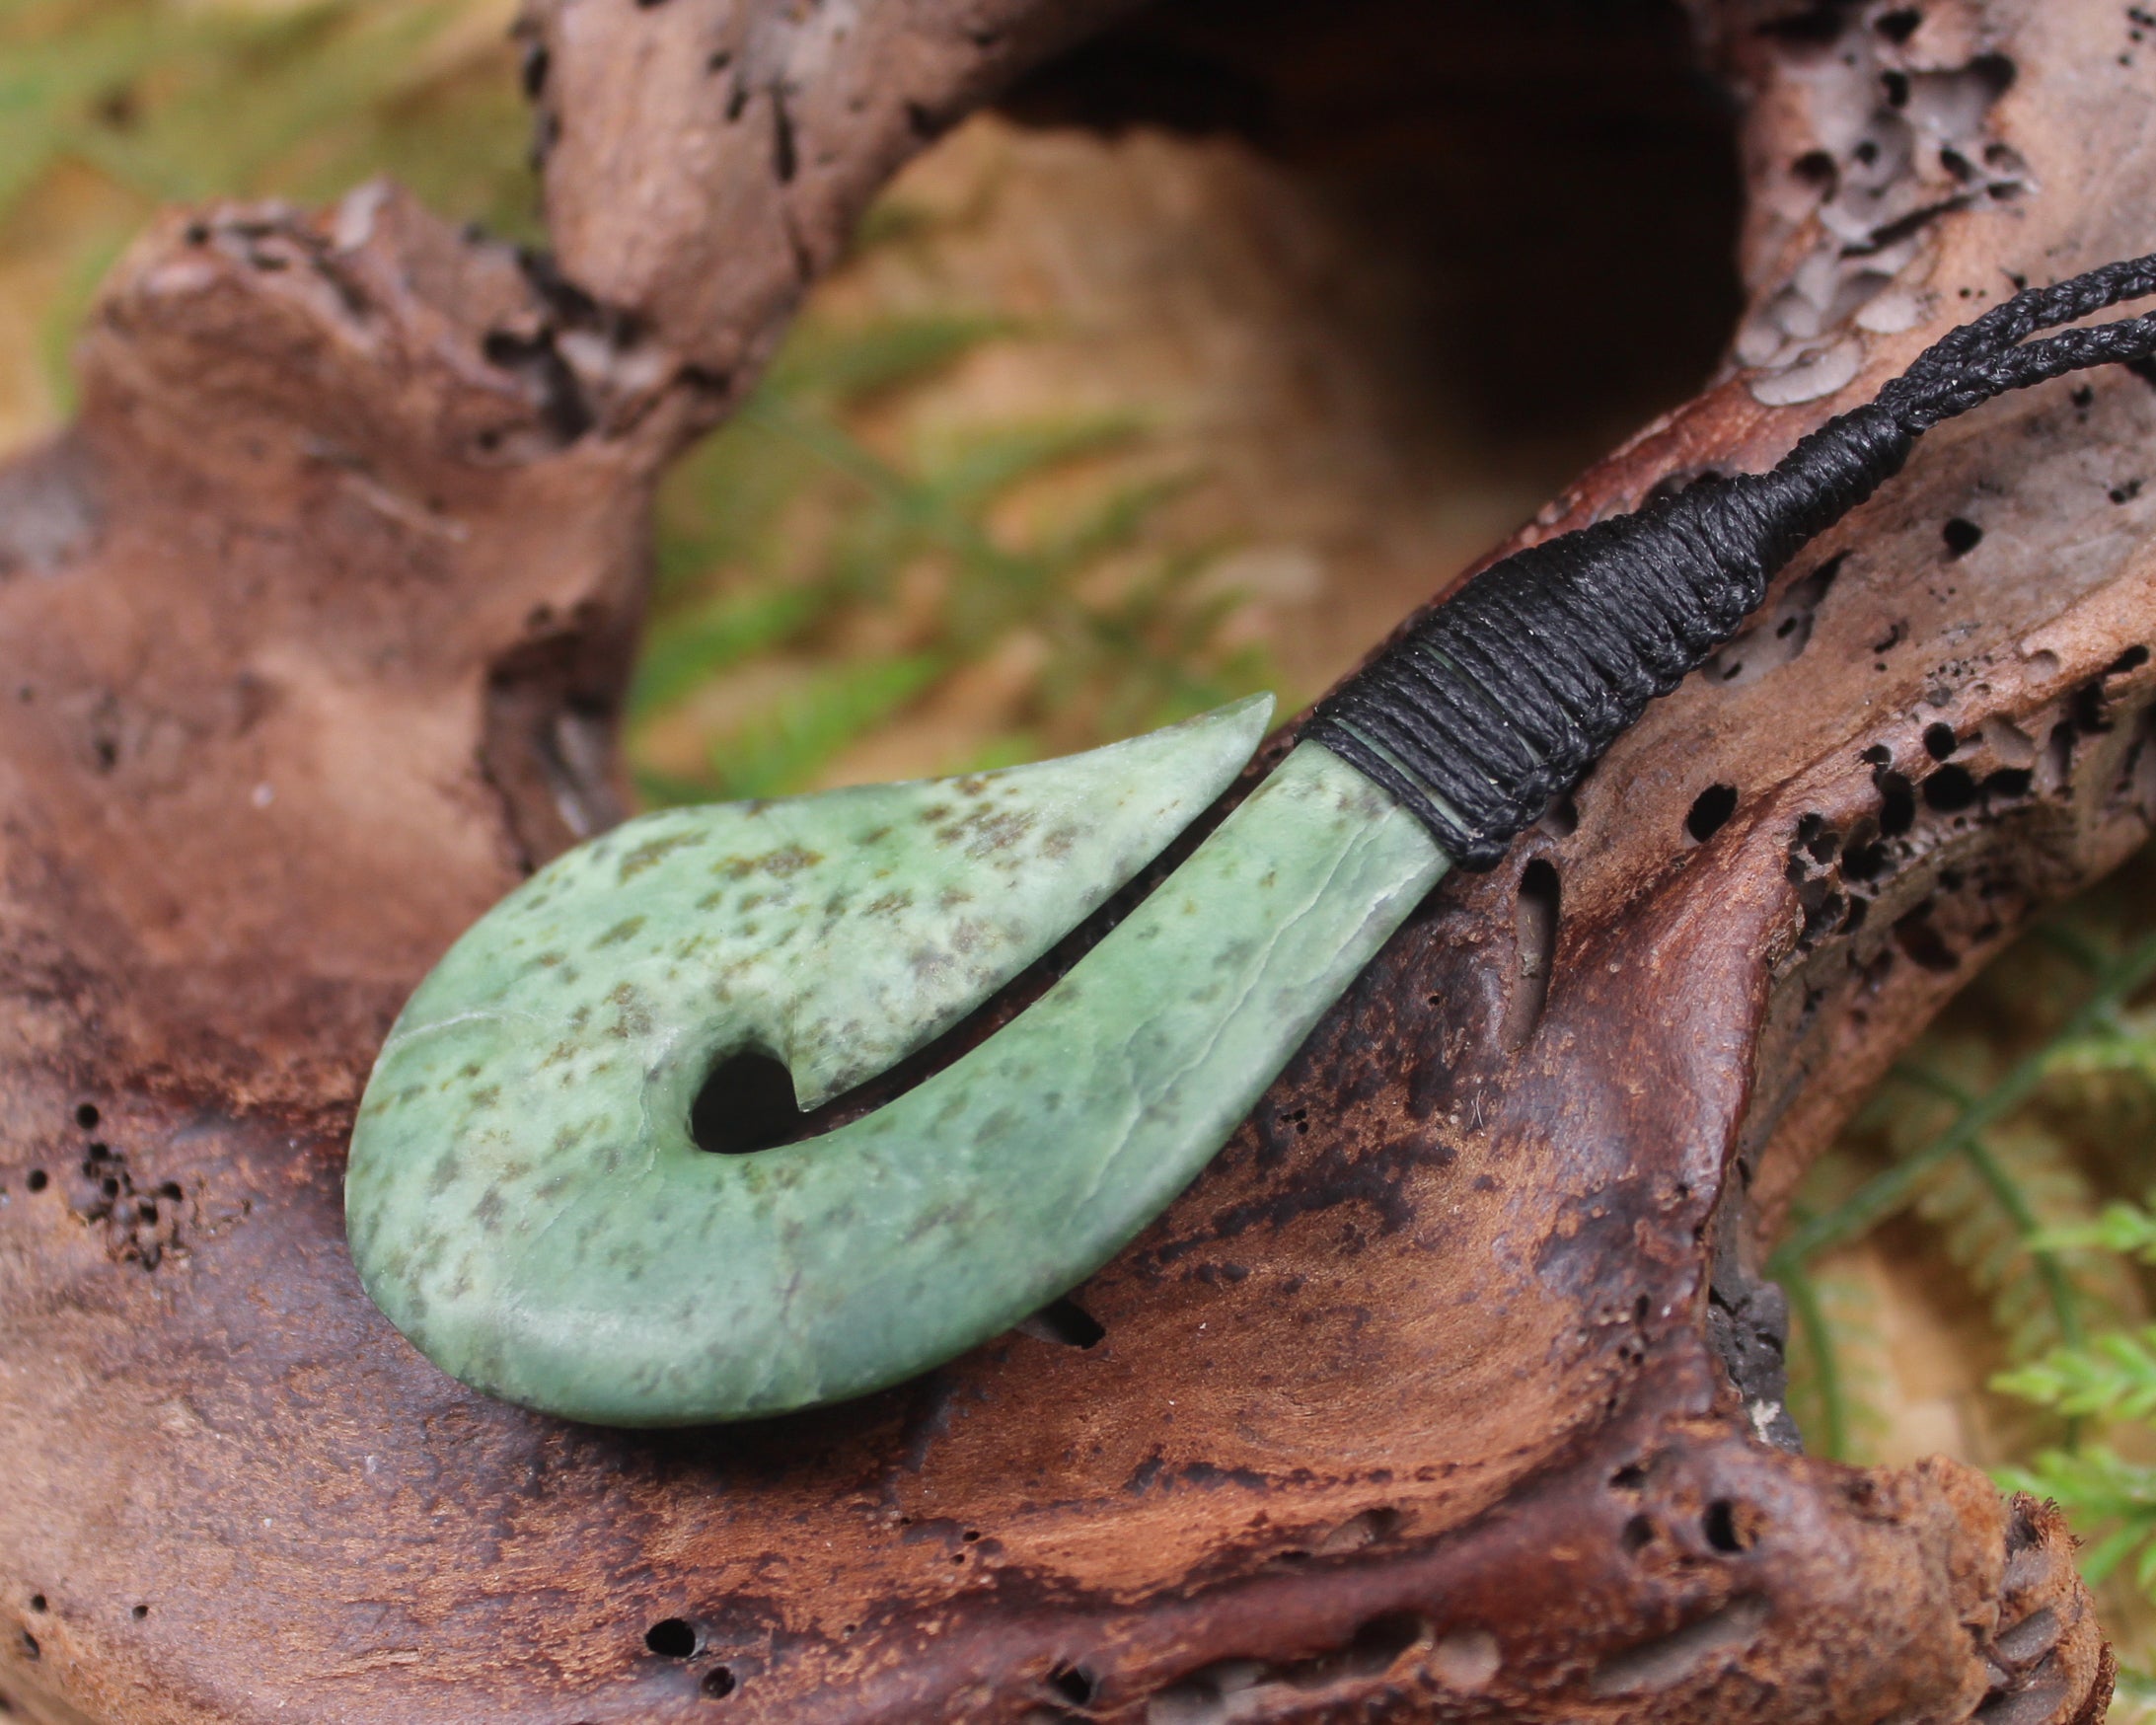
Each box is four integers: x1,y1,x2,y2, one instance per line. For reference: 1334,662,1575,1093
618,831,703,881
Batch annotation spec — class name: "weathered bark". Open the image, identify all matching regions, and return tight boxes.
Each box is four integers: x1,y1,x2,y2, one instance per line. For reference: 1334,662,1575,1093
0,1,2148,1721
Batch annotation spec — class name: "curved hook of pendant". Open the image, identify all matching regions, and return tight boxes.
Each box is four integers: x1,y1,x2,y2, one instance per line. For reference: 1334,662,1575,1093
346,695,1447,1424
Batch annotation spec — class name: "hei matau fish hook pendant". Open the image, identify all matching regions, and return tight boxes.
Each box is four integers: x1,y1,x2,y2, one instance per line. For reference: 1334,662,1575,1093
348,699,1447,1423
348,253,2156,1424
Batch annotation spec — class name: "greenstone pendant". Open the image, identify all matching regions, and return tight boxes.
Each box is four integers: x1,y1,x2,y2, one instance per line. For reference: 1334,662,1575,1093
345,698,1447,1424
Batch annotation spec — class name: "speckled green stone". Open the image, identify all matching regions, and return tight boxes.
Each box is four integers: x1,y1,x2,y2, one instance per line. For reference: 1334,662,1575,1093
346,703,1446,1425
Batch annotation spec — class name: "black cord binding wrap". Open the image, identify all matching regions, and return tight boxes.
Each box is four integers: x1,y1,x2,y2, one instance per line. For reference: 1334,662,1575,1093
1308,253,2156,870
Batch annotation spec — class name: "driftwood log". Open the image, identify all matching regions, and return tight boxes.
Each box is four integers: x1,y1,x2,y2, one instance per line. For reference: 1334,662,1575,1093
2,0,2150,1719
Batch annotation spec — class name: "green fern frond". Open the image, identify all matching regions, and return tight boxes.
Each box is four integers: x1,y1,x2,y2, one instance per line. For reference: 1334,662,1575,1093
1768,931,2156,1277
1996,1446,2156,1586
1996,1328,2156,1424
2043,1007,2156,1136
0,0,524,226
653,428,842,599
767,313,1012,405
2033,1199,2156,1262
1037,475,1198,569
71,3,454,206
705,654,943,801
630,587,828,722
1782,1258,1894,1464
0,0,172,221
918,413,1144,512
634,312,1270,800
4,0,532,415
2047,1000,2156,1069
1910,1116,2124,1361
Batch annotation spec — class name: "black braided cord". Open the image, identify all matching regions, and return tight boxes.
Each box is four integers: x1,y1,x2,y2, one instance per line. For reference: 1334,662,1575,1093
1307,253,2156,869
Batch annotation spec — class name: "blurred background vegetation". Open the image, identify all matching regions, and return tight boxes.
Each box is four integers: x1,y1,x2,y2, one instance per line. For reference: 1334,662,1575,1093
11,0,2156,1704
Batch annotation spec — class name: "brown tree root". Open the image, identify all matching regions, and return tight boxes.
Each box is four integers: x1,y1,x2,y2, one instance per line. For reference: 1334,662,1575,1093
0,1,2147,1720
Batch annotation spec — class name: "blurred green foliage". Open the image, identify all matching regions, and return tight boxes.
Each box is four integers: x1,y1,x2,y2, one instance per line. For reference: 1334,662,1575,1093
0,0,530,215
632,302,1277,801
1778,853,2156,1688
0,0,534,417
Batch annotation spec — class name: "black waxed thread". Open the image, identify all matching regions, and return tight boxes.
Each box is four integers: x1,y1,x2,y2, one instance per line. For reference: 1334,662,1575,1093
1309,254,2156,869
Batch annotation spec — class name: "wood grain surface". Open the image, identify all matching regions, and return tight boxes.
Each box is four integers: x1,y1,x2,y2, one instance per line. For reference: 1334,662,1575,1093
1,2,2147,1719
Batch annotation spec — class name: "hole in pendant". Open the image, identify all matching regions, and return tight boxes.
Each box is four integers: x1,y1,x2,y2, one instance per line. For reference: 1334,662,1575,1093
691,1050,802,1156
645,1618,699,1658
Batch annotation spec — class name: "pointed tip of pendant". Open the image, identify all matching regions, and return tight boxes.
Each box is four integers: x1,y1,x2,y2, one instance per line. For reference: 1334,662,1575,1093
1155,689,1275,757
